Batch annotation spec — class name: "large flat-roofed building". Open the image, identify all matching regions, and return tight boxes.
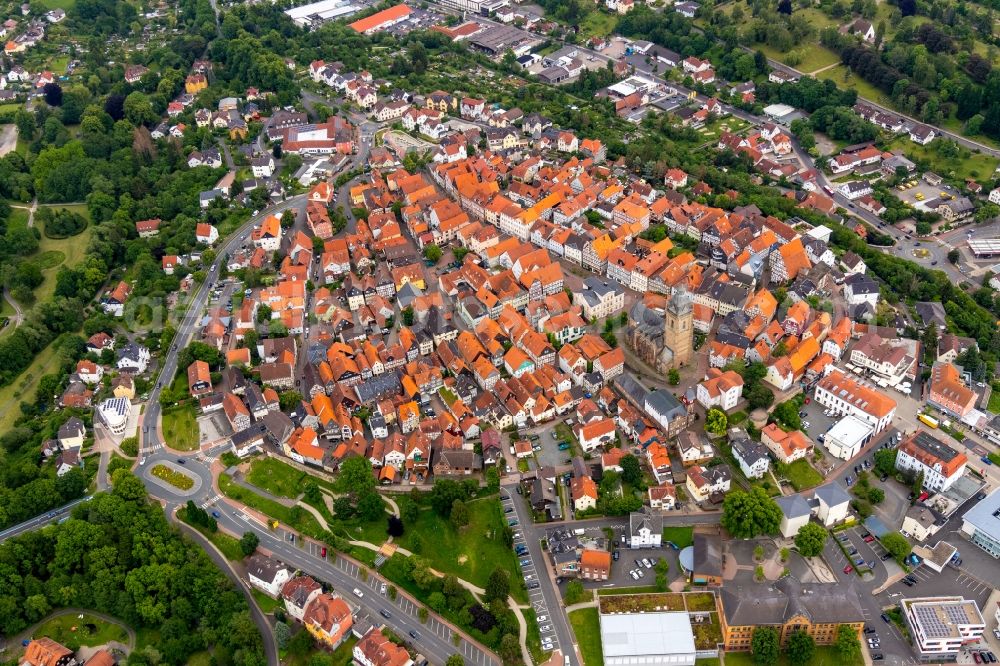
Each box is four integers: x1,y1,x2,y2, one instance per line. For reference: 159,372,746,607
469,24,537,57
968,238,1000,258
720,577,864,650
348,3,412,34
599,611,697,666
900,597,985,662
960,487,1000,558
823,414,873,460
284,0,361,27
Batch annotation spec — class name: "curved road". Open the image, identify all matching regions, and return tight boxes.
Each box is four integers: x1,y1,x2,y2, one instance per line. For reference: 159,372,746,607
7,607,136,652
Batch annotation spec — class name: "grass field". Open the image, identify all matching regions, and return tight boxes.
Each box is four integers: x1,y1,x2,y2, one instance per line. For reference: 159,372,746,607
756,42,841,74
580,11,618,39
0,339,64,432
34,223,92,303
662,526,694,549
38,0,76,9
395,496,524,598
219,473,326,539
988,391,1000,414
160,404,200,451
783,459,824,491
816,65,886,103
0,103,23,114
723,645,861,666
32,612,130,648
245,457,337,498
887,136,999,182
569,608,603,666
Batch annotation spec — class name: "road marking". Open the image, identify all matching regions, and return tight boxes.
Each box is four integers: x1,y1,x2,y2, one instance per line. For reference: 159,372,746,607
199,493,222,509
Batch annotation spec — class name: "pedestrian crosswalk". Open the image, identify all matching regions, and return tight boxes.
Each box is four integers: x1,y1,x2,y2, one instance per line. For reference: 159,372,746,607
200,494,222,509
145,441,164,452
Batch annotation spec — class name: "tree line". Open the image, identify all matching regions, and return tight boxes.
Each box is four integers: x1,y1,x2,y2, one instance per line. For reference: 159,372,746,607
0,472,266,665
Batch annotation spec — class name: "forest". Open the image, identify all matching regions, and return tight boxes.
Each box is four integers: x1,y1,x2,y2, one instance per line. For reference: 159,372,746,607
0,473,265,665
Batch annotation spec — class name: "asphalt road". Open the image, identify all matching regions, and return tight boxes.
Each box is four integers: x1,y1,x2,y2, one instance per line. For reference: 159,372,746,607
0,495,92,543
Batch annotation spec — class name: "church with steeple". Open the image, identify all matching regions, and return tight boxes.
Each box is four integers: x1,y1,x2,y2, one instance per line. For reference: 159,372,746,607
626,287,695,373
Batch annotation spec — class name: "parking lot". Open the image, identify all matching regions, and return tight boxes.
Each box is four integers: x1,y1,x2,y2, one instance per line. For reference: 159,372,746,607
895,178,962,211
830,525,893,577
880,561,993,610
500,490,561,655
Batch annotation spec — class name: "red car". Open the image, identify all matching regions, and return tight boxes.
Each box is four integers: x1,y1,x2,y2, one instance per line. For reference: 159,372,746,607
974,653,981,664
918,491,929,502
844,565,853,574
321,547,327,558
804,397,811,404
863,535,875,543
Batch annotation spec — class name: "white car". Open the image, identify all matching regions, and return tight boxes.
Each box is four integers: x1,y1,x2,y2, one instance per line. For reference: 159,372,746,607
380,582,387,594
353,588,364,598
139,457,147,466
538,615,548,623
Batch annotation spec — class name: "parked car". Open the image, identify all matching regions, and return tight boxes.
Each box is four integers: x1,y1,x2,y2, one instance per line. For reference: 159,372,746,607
871,654,883,661
843,565,853,574
881,613,891,623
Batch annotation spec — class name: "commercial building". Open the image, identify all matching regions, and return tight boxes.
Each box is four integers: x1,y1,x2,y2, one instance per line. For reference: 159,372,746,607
895,431,967,493
599,611,697,666
960,488,1000,558
814,369,896,433
720,578,864,650
348,3,412,34
284,0,361,28
823,414,874,460
967,238,1000,259
900,597,985,663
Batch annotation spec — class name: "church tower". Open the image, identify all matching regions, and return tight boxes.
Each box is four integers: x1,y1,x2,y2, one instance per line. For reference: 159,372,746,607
664,287,694,367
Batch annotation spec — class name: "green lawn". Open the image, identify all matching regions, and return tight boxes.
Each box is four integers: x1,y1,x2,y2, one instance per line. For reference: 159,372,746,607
34,222,92,303
816,65,886,104
178,506,245,561
662,526,694,549
218,473,326,539
886,136,999,183
0,340,65,432
988,391,1000,414
783,459,824,491
723,645,861,666
0,103,23,114
39,0,76,9
756,42,841,74
524,608,549,664
247,457,311,498
580,11,618,39
161,403,200,451
395,496,524,600
251,588,284,613
569,608,603,666
245,457,340,498
32,612,130,648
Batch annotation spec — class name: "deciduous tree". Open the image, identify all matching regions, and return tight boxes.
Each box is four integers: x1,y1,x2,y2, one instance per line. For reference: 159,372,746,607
794,522,828,557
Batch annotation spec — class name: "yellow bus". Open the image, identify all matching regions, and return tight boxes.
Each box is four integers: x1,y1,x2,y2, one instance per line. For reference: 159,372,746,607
918,414,939,429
